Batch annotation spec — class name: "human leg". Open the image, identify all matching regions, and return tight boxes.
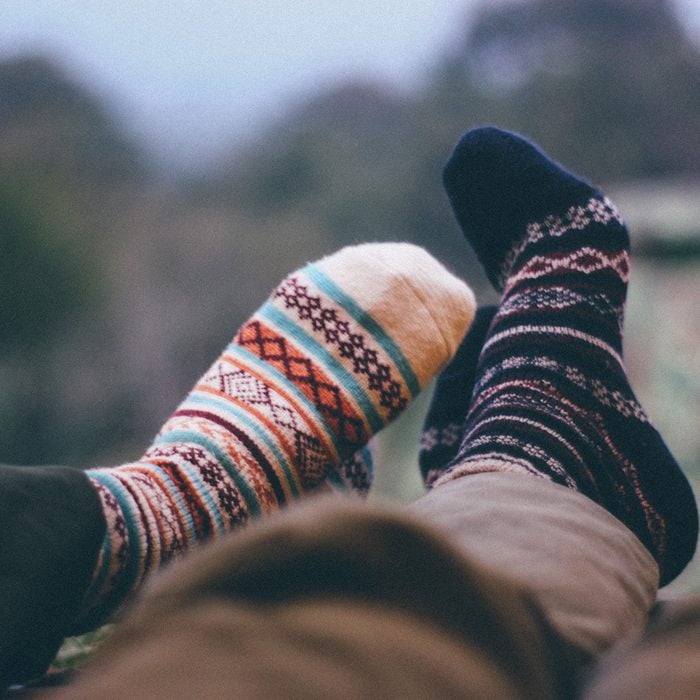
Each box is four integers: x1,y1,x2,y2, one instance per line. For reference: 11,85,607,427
81,242,475,627
411,473,658,662
413,127,697,662
437,126,697,585
0,465,104,687
0,242,475,687
51,499,568,700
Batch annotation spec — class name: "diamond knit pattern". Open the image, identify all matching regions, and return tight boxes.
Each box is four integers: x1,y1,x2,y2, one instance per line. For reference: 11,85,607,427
272,276,408,419
236,319,368,450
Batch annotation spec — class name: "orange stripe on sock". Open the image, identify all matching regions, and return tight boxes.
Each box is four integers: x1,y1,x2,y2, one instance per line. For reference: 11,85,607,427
217,350,345,462
128,463,198,550
235,321,371,450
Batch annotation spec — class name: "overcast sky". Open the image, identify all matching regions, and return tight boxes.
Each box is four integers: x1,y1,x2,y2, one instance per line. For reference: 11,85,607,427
2,1,699,170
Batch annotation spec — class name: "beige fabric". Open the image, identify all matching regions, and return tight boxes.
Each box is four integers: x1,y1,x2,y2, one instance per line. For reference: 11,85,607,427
56,499,563,699
50,473,660,698
56,602,525,700
583,596,700,699
410,472,659,656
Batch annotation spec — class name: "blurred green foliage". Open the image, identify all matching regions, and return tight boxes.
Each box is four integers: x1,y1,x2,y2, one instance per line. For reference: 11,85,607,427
0,176,89,351
0,55,146,183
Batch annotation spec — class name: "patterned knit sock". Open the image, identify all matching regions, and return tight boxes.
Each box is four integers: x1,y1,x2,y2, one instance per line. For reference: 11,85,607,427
440,127,698,585
79,242,476,627
329,446,374,497
419,306,497,487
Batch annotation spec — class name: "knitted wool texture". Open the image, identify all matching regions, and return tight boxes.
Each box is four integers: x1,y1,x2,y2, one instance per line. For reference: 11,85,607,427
81,242,475,625
419,306,497,487
439,127,697,586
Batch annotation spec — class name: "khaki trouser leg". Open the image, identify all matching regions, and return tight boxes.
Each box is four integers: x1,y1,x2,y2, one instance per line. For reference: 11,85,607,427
409,472,659,657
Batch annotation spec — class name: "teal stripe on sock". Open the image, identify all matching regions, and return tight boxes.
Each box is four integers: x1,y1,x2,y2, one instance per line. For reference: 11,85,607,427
305,263,421,397
261,302,384,433
81,499,112,606
185,390,301,499
357,444,374,480
151,453,227,534
89,470,145,604
154,430,261,517
224,343,343,459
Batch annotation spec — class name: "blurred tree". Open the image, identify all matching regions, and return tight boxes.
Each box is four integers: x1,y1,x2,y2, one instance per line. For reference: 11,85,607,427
0,56,147,183
0,178,93,352
0,173,105,464
195,80,487,291
433,0,700,180
0,55,140,465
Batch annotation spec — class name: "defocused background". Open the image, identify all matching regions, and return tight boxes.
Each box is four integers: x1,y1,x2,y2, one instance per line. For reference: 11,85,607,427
1,0,699,590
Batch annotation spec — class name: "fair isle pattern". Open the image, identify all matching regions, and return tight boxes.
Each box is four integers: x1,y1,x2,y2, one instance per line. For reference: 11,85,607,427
497,196,623,289
420,422,465,454
497,287,624,324
270,269,417,419
82,261,418,624
420,423,464,488
235,321,370,456
438,194,677,570
470,354,649,422
324,444,374,497
418,305,498,488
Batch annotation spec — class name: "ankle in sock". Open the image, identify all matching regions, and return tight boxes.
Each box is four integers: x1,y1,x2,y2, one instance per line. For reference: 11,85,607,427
81,242,476,627
441,127,698,585
419,306,497,487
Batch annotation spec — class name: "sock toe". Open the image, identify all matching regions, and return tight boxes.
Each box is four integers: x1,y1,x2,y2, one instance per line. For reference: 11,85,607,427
313,243,476,390
443,127,597,290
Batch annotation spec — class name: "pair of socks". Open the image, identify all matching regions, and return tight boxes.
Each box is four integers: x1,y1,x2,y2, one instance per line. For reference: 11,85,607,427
3,127,698,688
1,242,475,687
420,127,698,587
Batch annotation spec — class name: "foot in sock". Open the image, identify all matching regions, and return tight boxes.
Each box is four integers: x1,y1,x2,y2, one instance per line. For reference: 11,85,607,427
419,306,497,487
0,242,475,687
440,126,698,586
84,242,475,625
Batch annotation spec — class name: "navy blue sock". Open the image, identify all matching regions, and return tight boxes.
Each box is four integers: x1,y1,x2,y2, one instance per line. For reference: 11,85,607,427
419,306,497,487
444,127,595,291
441,127,698,585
